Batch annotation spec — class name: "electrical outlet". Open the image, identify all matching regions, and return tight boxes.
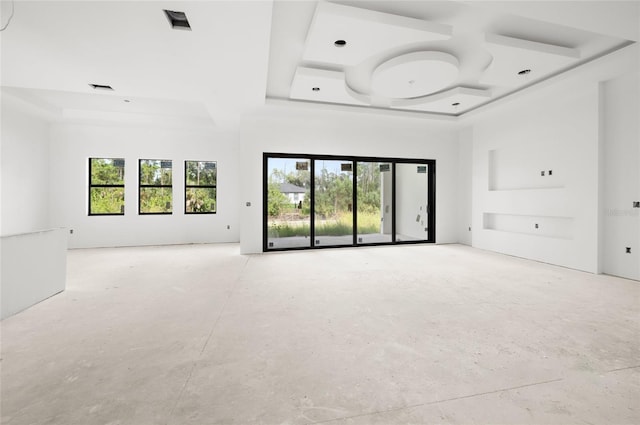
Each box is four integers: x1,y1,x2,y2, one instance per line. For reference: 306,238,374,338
245,202,251,207
69,229,74,234
548,170,553,175
633,201,640,208
626,247,631,254
535,223,539,229
541,171,545,176
226,225,230,230
468,226,471,231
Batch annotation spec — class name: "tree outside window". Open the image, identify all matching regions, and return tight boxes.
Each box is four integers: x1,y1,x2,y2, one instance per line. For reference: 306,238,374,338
185,161,216,214
139,159,172,214
89,158,125,215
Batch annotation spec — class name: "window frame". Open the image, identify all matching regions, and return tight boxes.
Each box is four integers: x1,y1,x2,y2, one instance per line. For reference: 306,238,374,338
138,159,173,215
88,157,125,216
184,160,217,214
263,153,436,252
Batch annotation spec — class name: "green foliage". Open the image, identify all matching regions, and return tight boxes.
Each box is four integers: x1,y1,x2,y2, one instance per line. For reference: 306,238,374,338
91,158,124,185
140,160,172,185
139,160,172,213
186,161,216,213
267,182,290,216
186,161,216,186
186,188,216,213
90,187,124,214
90,158,124,214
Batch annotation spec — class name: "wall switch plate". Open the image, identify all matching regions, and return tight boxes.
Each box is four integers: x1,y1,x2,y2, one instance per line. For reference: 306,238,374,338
246,202,251,207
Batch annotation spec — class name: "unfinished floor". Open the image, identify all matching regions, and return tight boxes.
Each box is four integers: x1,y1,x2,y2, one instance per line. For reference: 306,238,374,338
1,243,638,425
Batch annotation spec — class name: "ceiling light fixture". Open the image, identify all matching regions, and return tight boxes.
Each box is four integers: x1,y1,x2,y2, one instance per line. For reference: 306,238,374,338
312,87,320,91
89,84,114,91
124,99,131,103
452,102,460,107
334,40,347,47
164,9,191,30
518,69,531,75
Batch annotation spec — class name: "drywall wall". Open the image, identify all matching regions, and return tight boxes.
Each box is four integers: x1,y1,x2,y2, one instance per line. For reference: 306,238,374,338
239,106,459,254
1,228,67,319
457,126,473,246
48,123,240,248
470,78,601,273
1,95,51,235
601,71,640,280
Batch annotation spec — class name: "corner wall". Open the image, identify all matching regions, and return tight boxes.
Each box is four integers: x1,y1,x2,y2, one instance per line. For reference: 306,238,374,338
48,123,240,248
1,95,51,235
470,79,601,272
239,107,459,254
601,71,640,280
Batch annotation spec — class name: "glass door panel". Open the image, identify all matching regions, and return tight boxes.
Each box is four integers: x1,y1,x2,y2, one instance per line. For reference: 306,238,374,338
395,163,429,242
356,161,392,244
314,160,354,247
266,157,311,249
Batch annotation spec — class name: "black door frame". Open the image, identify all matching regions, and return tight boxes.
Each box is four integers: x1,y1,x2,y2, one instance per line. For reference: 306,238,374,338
263,152,436,252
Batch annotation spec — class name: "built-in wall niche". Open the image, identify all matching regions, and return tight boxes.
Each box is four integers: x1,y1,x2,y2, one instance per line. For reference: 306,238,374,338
488,148,564,191
483,212,573,239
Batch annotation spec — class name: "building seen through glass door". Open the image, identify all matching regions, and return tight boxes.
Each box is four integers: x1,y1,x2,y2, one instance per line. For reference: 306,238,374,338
264,154,435,251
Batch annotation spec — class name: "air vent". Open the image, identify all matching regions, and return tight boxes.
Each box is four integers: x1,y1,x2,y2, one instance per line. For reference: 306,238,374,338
89,84,114,91
164,9,191,30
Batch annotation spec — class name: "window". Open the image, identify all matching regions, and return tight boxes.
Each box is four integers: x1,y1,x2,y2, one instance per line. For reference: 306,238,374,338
264,153,435,251
139,159,172,214
89,158,125,215
185,160,217,214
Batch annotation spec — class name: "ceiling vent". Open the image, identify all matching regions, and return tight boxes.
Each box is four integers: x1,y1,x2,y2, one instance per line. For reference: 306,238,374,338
164,10,191,30
89,84,114,91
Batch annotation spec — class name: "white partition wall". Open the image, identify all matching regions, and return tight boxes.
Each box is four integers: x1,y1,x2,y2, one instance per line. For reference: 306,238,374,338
1,229,68,319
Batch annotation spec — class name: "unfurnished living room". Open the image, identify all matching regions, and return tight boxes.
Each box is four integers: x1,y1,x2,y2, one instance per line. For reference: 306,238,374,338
1,1,638,424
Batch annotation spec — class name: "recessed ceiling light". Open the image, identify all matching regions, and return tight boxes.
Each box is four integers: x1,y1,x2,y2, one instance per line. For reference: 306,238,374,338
312,87,320,91
89,84,114,91
334,40,347,47
518,69,531,75
164,9,191,30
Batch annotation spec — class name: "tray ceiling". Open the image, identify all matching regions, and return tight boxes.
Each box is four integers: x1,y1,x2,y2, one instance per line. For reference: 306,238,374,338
266,0,634,117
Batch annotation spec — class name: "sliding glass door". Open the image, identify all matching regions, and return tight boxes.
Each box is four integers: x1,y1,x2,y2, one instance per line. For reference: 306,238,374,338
314,160,354,247
265,157,311,250
264,154,435,251
356,161,392,244
395,163,430,242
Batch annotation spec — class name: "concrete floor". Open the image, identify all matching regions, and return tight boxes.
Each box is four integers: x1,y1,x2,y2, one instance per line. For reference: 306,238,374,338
1,243,638,425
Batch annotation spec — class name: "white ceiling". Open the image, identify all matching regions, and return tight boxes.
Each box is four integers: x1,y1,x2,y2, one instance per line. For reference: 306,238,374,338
0,0,274,127
267,0,636,116
1,1,637,125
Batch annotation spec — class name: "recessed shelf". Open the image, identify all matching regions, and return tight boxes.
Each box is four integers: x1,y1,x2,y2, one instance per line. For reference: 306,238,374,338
483,212,573,239
488,148,564,191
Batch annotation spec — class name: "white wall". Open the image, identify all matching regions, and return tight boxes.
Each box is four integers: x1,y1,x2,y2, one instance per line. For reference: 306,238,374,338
470,79,601,272
1,228,67,319
239,106,459,254
1,94,51,235
457,126,473,246
49,123,240,248
601,71,640,280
